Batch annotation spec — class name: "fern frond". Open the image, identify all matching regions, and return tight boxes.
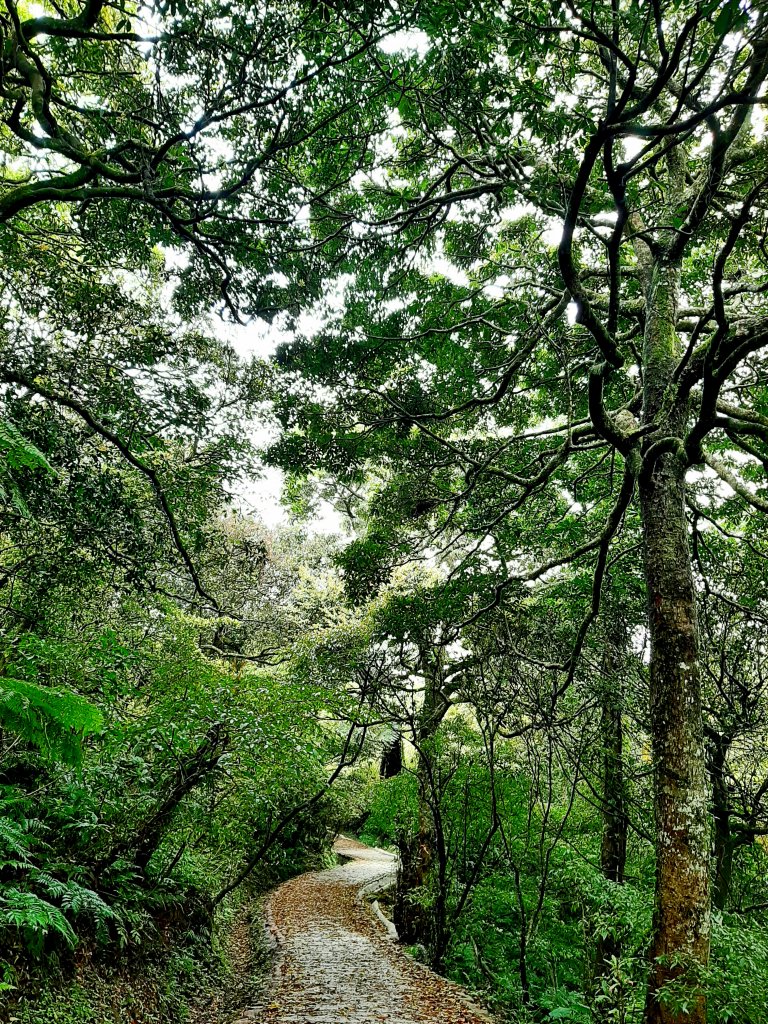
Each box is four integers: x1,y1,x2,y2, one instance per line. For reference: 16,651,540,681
0,678,103,767
0,889,77,952
30,871,115,923
0,817,34,867
0,420,54,517
0,420,53,474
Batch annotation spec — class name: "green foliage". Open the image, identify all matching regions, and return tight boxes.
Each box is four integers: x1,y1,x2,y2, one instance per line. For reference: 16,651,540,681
0,419,54,516
2,3,768,1023
706,920,768,1023
0,813,35,868
560,858,652,963
0,677,102,767
12,922,230,1024
0,420,53,475
359,771,418,846
0,889,77,955
0,516,359,1000
649,920,768,1024
29,873,116,942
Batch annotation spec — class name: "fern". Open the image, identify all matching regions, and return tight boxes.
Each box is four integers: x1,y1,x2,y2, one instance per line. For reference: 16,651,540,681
0,419,54,516
113,903,154,949
29,871,117,943
31,871,115,919
0,815,34,868
99,860,164,948
0,889,77,953
0,677,103,766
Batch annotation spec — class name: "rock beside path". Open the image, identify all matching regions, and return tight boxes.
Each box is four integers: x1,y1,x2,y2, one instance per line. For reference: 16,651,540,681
232,835,492,1024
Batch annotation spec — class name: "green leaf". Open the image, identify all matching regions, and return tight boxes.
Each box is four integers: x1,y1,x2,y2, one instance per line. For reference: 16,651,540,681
0,678,103,766
713,0,740,36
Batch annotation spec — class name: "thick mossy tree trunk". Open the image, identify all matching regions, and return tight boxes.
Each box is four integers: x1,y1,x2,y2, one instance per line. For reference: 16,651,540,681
640,262,710,1024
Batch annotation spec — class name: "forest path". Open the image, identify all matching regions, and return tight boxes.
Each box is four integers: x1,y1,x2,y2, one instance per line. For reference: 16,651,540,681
231,836,492,1024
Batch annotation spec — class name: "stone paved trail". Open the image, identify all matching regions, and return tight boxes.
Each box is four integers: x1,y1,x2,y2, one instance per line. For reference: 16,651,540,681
230,836,492,1024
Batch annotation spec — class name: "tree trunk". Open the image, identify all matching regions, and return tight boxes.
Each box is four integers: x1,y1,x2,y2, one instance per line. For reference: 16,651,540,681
431,805,450,969
710,736,733,912
393,822,433,944
712,822,734,915
393,648,447,949
512,862,532,1005
598,626,628,889
593,654,629,1021
380,734,403,778
594,665,628,990
640,262,710,1024
599,695,627,887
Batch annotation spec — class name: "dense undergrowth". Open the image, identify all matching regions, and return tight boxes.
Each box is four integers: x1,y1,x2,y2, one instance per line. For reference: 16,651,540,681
0,523,356,1021
11,924,224,1024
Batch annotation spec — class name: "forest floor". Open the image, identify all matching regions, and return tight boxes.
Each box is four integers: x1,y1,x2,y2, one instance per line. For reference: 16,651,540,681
223,835,493,1024
186,897,269,1024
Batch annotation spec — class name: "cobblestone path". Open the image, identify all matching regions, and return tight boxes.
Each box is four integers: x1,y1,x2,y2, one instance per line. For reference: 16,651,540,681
229,837,492,1024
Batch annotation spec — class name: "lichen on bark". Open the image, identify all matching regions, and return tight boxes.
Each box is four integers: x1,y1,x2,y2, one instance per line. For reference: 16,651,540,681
640,256,711,1024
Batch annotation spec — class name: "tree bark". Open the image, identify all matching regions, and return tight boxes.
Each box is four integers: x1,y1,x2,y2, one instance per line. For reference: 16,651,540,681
640,262,710,1024
593,630,629,1021
599,695,627,888
709,735,733,912
712,817,734,914
598,625,628,889
393,648,447,949
594,667,628,996
393,823,433,944
380,734,403,778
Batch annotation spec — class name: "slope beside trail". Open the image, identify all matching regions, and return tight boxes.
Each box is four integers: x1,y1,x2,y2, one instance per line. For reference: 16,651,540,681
230,836,493,1024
